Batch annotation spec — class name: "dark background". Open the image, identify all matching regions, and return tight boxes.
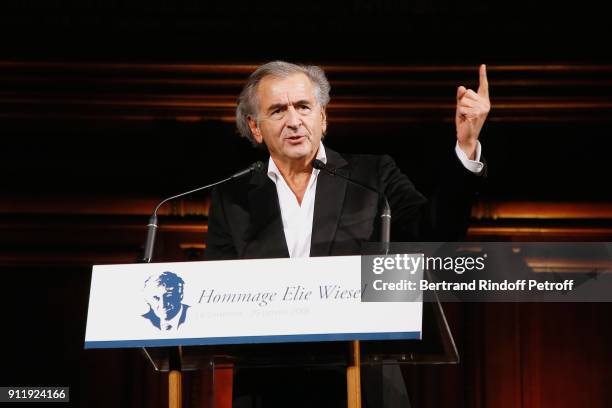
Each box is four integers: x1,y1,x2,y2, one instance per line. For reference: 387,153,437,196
1,0,612,406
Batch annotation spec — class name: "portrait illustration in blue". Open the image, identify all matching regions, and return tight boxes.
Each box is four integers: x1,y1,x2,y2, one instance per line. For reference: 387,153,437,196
142,271,189,331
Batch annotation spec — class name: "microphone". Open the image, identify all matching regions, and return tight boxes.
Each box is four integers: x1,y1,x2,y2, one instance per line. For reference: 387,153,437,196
312,159,391,247
142,161,265,263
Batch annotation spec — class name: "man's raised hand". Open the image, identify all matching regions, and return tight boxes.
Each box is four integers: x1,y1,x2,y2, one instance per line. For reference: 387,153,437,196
455,64,490,160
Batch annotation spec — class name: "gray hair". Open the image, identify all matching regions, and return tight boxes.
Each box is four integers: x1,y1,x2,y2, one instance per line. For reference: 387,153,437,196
236,61,331,145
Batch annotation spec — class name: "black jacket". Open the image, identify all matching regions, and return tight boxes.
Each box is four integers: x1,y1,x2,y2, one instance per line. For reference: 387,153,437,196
205,146,484,260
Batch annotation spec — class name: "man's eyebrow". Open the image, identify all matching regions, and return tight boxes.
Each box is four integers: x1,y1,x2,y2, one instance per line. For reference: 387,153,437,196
265,100,312,113
266,103,287,113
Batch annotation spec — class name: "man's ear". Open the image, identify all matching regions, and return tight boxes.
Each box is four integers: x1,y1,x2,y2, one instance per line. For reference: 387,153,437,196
321,107,327,135
247,115,263,144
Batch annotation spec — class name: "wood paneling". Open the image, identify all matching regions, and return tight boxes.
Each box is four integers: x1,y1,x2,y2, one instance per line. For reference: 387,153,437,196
3,195,612,219
2,198,611,266
2,62,612,124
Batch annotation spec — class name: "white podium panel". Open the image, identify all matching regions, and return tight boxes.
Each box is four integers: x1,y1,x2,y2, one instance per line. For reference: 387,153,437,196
84,256,422,349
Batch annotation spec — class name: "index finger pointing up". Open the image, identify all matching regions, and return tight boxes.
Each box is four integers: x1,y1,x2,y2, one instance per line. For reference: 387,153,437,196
477,64,489,98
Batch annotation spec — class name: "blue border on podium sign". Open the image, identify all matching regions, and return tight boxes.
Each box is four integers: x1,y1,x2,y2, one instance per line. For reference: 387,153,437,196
84,331,421,349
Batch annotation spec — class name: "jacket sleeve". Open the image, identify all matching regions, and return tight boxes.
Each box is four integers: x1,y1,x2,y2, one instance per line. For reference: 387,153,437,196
380,148,486,242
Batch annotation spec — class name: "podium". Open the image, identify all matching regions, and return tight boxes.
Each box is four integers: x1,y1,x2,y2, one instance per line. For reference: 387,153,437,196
85,256,457,408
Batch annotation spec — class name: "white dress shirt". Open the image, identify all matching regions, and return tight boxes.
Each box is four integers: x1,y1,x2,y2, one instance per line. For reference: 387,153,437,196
267,141,483,258
267,143,327,258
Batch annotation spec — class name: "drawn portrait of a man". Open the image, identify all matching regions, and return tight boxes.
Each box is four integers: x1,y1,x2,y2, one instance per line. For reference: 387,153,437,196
142,271,189,331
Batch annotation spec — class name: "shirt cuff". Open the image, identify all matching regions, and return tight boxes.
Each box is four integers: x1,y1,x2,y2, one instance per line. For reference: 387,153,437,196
455,141,484,174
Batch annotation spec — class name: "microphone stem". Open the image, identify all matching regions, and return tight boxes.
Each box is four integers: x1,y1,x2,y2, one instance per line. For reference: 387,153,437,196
142,177,231,263
152,176,234,216
141,162,262,263
142,215,158,263
380,198,391,255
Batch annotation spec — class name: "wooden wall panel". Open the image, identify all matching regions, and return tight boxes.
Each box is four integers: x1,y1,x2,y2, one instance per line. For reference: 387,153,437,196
2,62,612,124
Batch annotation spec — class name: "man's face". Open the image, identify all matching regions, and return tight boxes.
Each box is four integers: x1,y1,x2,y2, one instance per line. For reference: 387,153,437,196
248,73,327,164
146,284,182,321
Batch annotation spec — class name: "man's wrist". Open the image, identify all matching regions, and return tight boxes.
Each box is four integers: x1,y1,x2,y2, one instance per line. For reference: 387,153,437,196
457,139,478,160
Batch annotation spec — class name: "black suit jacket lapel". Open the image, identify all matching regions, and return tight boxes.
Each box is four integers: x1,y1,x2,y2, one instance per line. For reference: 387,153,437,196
244,171,289,258
310,147,349,256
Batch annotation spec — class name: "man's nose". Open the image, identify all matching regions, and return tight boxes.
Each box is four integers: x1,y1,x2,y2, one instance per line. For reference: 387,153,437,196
285,106,301,129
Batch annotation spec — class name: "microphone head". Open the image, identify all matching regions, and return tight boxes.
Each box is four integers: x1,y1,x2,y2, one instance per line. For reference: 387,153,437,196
251,161,266,174
312,159,326,170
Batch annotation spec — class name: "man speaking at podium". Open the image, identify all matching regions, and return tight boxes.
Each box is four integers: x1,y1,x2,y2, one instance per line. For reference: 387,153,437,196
205,61,490,406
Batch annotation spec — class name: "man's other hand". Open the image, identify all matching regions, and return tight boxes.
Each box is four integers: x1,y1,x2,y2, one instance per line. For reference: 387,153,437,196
455,64,491,160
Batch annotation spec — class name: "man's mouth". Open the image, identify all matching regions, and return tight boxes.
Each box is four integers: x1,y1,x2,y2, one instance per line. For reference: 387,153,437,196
285,135,306,144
